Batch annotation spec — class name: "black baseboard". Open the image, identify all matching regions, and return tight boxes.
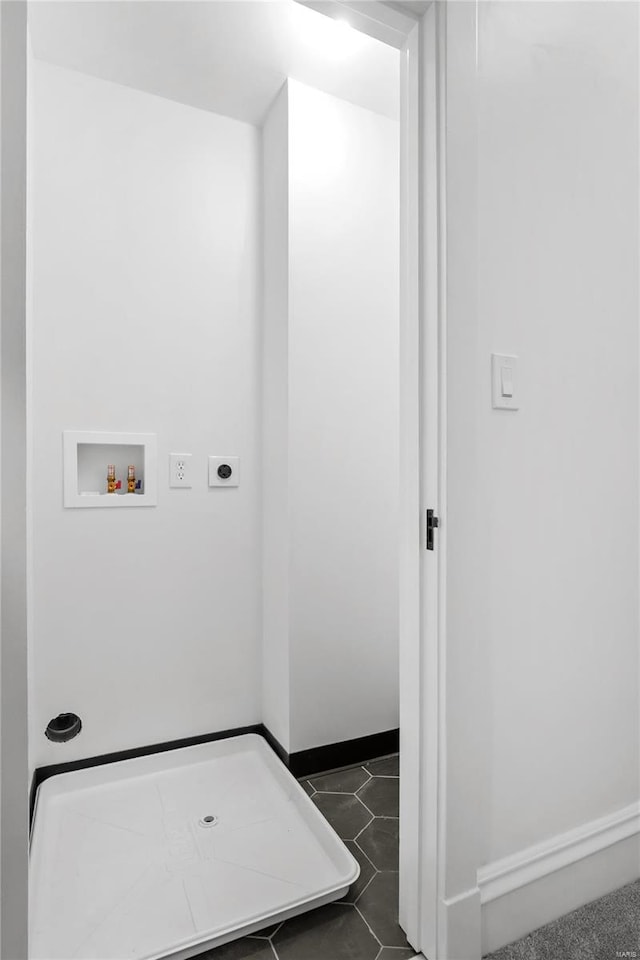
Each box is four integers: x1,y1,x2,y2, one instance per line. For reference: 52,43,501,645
257,724,289,766
29,723,263,824
30,724,400,824
288,729,400,779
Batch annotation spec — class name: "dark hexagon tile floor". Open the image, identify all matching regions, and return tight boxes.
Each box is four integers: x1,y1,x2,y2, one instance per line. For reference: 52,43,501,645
357,871,410,948
199,936,275,960
377,950,416,960
309,766,371,794
366,756,399,778
199,754,410,960
311,792,373,840
341,841,376,903
249,924,281,940
273,903,379,960
357,816,400,871
357,776,399,817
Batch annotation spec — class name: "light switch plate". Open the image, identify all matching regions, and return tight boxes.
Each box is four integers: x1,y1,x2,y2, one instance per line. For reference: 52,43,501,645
208,456,240,487
492,354,519,410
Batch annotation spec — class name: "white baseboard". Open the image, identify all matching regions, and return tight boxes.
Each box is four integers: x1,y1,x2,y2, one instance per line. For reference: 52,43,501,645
438,886,482,960
478,801,640,904
478,801,640,955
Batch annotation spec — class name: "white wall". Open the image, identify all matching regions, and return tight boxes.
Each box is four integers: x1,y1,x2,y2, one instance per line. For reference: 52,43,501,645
288,82,400,752
262,84,291,748
30,59,398,771
479,0,639,857
262,81,400,754
442,2,640,953
1,5,29,957
28,60,262,770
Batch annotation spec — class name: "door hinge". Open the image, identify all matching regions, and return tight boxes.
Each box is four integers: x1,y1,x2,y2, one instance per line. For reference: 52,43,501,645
426,509,439,551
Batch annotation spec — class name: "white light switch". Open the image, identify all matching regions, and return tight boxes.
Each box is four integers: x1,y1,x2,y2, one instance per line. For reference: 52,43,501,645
501,367,514,398
492,354,519,410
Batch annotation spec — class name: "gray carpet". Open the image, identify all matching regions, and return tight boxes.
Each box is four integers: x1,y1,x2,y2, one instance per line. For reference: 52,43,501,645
485,880,640,960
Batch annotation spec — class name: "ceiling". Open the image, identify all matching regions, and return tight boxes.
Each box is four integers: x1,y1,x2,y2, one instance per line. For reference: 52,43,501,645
28,1,400,126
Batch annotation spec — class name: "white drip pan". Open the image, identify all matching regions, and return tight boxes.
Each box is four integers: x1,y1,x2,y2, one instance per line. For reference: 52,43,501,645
29,734,359,960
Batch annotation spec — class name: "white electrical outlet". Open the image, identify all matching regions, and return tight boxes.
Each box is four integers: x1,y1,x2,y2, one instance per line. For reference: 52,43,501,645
208,456,240,487
169,453,192,488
